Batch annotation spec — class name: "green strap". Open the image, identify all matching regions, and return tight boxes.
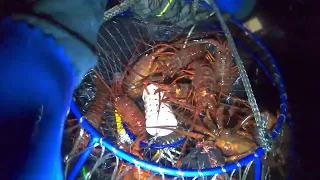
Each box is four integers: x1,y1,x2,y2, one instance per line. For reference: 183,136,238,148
82,166,87,180
156,0,174,17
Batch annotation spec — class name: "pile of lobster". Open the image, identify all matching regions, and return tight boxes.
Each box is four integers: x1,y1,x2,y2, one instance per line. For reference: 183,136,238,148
68,33,280,179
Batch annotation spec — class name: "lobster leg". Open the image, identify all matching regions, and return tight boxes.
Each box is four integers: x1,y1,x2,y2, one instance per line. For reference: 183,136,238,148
232,66,238,74
181,112,217,138
130,134,145,160
177,105,205,167
217,85,224,103
220,93,251,108
176,138,189,168
235,130,254,140
163,96,195,111
225,146,256,162
134,38,177,52
155,52,175,56
225,152,251,162
151,126,205,140
206,49,215,63
179,69,195,75
214,106,225,129
203,109,218,130
232,113,254,132
171,74,193,84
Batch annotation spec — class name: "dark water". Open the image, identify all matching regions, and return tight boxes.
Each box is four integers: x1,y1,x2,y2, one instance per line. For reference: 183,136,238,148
254,1,316,179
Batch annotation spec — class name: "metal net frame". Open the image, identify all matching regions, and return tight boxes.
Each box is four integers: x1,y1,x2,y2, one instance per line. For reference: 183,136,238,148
64,1,289,180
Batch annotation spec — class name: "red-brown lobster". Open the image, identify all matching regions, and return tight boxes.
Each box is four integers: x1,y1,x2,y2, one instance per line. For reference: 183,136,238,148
73,75,109,150
167,59,220,128
116,136,163,180
123,43,174,98
214,129,257,162
213,41,234,96
155,43,206,75
156,83,193,100
93,69,146,137
232,111,278,133
123,40,206,98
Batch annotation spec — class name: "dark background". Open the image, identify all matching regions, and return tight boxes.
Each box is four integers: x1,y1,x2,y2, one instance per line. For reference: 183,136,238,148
253,1,316,178
0,0,316,179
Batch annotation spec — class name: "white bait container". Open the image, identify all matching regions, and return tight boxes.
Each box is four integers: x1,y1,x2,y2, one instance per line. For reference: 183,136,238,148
142,84,178,137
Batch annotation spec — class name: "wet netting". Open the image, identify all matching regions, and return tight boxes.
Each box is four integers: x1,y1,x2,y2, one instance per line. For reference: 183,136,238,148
62,2,292,180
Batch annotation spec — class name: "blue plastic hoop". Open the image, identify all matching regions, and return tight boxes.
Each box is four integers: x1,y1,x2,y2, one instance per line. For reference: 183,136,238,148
68,3,288,179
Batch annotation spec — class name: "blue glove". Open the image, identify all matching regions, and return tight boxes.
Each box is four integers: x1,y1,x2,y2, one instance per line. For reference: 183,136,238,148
208,0,256,19
215,0,256,19
0,1,106,179
13,0,108,84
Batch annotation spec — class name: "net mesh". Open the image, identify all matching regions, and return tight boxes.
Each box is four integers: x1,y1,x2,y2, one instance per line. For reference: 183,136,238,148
63,16,291,180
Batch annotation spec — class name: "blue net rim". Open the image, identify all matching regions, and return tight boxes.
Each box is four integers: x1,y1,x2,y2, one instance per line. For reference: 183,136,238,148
72,107,266,177
70,19,288,177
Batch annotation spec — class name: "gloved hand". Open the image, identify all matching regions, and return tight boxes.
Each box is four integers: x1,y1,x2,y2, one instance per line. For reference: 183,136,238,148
13,0,108,85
